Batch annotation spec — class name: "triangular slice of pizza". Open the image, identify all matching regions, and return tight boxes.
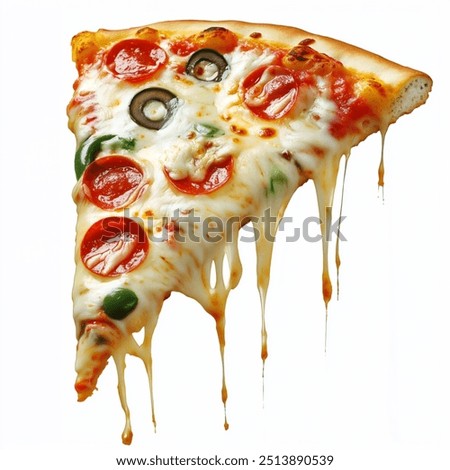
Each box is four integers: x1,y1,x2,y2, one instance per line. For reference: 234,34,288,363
68,20,431,444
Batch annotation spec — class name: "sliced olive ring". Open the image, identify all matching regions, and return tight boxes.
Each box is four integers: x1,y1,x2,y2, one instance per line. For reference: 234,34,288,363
186,49,229,82
129,87,178,130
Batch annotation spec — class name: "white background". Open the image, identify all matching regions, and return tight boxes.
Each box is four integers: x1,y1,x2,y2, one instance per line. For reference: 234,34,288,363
0,0,448,468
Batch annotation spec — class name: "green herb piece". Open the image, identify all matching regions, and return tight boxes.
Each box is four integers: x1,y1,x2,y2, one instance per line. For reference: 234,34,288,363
194,123,225,138
268,167,288,195
114,137,136,151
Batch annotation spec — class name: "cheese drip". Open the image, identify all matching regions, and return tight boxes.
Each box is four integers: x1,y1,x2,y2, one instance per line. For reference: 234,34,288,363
313,152,344,350
378,127,389,201
113,305,161,445
335,153,350,300
253,194,292,374
114,352,132,444
188,227,243,431
193,235,240,428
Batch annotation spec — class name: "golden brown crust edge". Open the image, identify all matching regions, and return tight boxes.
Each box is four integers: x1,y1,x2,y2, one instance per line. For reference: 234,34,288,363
72,19,432,124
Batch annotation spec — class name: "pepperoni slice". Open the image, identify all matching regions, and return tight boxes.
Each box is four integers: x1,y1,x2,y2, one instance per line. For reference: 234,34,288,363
242,65,299,120
105,39,167,83
81,217,149,277
164,156,233,195
82,156,144,210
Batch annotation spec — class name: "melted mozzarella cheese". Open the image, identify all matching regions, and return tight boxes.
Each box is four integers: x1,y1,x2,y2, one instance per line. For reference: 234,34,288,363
70,37,391,444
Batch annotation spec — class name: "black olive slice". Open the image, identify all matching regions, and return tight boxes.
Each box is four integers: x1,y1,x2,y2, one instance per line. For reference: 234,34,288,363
186,49,229,82
129,88,178,130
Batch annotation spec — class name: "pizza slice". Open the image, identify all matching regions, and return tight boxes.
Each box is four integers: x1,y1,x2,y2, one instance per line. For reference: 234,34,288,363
67,20,431,444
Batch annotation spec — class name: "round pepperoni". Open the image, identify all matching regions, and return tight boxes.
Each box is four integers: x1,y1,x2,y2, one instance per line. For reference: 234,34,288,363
164,156,233,195
242,65,299,120
105,39,167,83
82,156,144,210
81,217,149,277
